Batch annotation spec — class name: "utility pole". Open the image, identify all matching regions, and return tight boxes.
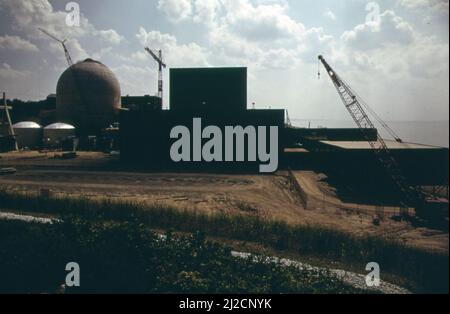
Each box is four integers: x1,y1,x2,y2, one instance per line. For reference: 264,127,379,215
1,92,18,151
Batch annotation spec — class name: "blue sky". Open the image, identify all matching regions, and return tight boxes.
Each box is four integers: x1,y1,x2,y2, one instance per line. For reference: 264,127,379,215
0,0,448,122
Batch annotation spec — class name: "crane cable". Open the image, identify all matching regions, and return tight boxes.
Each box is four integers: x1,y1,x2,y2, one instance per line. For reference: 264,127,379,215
342,77,403,142
318,61,403,143
317,59,321,80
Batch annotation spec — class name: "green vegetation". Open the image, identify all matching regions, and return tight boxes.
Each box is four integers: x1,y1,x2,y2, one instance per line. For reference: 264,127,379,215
0,190,448,293
0,218,363,294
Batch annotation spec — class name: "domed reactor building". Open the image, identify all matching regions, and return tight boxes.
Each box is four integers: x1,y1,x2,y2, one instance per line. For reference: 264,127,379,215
56,59,121,135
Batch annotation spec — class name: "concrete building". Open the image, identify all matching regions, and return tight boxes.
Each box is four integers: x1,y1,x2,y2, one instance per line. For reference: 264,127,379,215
121,95,162,112
284,137,449,196
120,67,285,171
169,67,247,113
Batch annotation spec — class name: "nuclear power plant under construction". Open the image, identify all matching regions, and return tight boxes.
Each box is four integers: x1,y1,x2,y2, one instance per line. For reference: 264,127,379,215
0,47,448,225
1,4,449,295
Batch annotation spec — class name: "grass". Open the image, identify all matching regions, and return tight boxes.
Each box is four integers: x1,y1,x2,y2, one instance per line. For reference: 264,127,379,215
0,190,448,293
0,218,364,294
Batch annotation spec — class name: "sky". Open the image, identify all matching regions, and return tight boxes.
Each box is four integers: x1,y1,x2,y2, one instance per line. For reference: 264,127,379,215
0,0,448,122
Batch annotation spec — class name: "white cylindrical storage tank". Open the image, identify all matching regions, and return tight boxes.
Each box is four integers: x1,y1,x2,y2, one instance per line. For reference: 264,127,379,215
43,123,76,144
13,121,43,149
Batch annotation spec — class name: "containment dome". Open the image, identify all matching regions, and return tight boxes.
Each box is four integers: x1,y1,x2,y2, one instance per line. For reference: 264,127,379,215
13,121,43,149
44,123,76,130
13,121,42,129
44,123,76,145
56,58,121,135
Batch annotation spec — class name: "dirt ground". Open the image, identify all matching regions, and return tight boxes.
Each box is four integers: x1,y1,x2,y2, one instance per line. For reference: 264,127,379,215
1,151,448,253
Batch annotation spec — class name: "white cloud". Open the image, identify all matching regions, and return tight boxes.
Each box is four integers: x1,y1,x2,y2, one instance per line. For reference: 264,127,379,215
94,29,125,45
153,0,333,71
0,35,39,52
111,64,155,96
398,0,449,12
0,0,124,61
0,63,30,79
136,27,209,67
221,0,304,43
192,0,221,27
342,11,414,50
323,8,336,21
45,38,88,65
0,0,447,121
398,0,449,25
327,8,449,122
208,0,334,70
130,50,150,63
157,0,193,22
0,0,88,39
398,0,431,9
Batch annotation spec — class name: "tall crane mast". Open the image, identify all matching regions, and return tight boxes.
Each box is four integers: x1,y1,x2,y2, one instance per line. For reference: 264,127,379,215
39,28,73,67
318,55,423,208
285,110,292,127
145,47,167,107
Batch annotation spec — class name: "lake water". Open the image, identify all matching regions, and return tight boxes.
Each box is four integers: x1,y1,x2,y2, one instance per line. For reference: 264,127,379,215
291,119,449,148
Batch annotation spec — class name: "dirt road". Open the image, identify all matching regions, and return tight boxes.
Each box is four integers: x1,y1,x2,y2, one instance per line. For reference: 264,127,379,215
0,169,307,222
0,150,448,253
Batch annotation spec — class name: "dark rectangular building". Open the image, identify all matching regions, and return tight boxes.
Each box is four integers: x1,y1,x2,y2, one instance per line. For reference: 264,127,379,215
120,109,285,172
121,95,162,112
170,67,247,113
121,66,285,172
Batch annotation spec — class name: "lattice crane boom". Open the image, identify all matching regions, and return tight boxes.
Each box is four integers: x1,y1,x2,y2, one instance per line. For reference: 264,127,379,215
318,55,424,208
285,110,292,127
39,28,73,66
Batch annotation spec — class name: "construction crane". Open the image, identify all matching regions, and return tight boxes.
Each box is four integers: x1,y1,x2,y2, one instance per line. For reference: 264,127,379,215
39,28,73,67
145,47,167,107
285,110,292,127
317,55,424,209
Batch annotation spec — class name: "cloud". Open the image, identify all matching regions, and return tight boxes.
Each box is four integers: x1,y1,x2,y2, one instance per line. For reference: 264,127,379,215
136,27,209,67
0,0,87,39
157,0,193,22
94,29,125,45
0,35,39,52
0,63,30,79
208,0,335,70
398,0,449,12
221,0,304,43
153,0,334,70
398,0,431,9
64,40,89,63
192,0,221,27
0,0,125,60
0,0,447,121
130,50,149,63
398,0,449,24
342,11,414,50
44,38,89,65
323,8,336,21
158,0,222,27
111,64,155,96
326,7,448,122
